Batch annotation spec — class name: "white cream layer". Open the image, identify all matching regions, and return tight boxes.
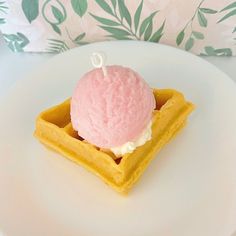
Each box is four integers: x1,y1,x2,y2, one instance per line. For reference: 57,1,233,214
110,121,152,156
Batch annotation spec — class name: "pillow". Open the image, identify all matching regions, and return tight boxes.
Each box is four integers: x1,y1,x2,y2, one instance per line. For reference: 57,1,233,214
0,0,235,55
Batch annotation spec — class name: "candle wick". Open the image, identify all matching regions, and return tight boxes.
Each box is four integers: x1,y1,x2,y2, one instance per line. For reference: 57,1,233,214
102,66,107,76
90,52,107,77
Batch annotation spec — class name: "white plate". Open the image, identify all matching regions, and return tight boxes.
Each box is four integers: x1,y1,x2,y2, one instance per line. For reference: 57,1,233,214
0,41,236,236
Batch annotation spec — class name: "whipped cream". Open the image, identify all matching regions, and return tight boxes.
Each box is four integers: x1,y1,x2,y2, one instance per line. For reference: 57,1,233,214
111,121,152,156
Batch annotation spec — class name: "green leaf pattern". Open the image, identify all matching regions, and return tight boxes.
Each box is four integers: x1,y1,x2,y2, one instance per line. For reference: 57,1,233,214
21,0,39,23
3,32,29,52
101,26,130,37
197,11,208,27
42,0,67,35
90,13,120,26
218,2,236,23
200,8,217,14
46,39,69,53
110,0,116,9
0,0,235,55
185,37,194,51
192,31,204,39
139,11,157,37
200,46,232,56
220,2,236,12
51,5,64,23
91,1,165,42
149,20,165,42
176,30,185,46
0,1,8,25
118,0,132,27
95,0,114,16
134,0,143,33
71,0,88,17
0,1,7,14
175,0,218,52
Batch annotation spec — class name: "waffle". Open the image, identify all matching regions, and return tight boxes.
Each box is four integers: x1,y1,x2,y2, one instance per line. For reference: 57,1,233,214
34,89,194,194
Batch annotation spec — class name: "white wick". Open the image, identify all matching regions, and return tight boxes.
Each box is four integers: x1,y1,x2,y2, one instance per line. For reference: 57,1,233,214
90,52,107,76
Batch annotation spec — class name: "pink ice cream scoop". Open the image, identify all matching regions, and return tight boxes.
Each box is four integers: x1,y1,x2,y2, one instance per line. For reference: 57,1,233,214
70,65,155,148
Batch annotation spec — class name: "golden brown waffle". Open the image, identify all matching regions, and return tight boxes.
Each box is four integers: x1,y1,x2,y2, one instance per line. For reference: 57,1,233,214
34,89,194,194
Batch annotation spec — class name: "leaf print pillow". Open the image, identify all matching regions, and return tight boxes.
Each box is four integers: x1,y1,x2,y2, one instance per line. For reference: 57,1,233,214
0,0,235,55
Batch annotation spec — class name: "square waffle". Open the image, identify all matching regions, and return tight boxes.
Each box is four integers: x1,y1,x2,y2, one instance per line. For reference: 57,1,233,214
34,89,194,194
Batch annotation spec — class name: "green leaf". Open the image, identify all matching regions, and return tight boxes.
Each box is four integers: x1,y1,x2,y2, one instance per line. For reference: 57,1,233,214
14,42,23,52
47,39,69,53
3,34,19,41
134,0,143,33
0,18,5,24
48,39,65,43
20,40,29,48
17,32,29,47
176,30,185,45
118,0,132,27
204,46,216,56
47,46,60,50
17,32,28,41
8,42,15,52
185,37,194,51
48,40,69,51
0,1,8,7
233,27,236,33
200,8,217,14
0,2,7,14
75,41,89,45
139,11,157,37
192,31,204,39
197,10,207,27
150,34,162,43
144,21,153,41
100,25,130,37
71,0,88,17
51,23,61,35
3,32,29,52
220,2,236,12
74,32,86,42
95,0,114,16
149,20,165,42
73,33,88,46
110,0,116,9
214,48,232,56
51,5,64,23
217,9,236,23
90,13,120,26
0,6,7,9
21,0,39,23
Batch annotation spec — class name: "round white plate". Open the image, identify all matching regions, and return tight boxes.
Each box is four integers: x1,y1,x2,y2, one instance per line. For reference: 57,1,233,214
0,41,236,236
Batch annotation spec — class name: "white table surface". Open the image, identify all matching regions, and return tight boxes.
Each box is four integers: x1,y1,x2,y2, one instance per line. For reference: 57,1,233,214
0,34,235,99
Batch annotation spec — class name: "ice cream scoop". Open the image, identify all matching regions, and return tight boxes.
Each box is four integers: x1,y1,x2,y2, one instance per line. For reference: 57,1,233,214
70,56,155,149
